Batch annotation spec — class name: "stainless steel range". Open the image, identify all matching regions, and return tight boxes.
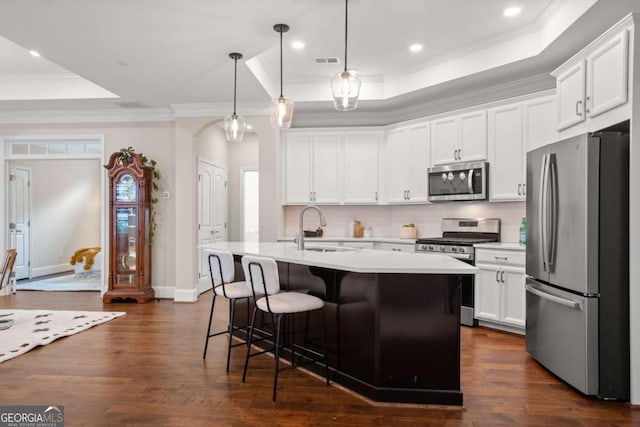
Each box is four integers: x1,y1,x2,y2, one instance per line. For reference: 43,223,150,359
415,218,501,326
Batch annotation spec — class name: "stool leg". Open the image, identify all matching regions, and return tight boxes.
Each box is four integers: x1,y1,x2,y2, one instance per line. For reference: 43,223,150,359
273,313,284,402
242,306,259,383
246,297,251,347
290,313,296,367
203,293,217,359
320,309,330,386
226,298,236,372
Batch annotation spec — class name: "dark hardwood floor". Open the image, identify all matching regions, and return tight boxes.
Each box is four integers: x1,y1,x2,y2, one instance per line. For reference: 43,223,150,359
0,291,637,426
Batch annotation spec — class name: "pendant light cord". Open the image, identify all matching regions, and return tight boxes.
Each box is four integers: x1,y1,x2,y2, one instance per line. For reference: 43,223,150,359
344,0,349,72
279,28,284,98
233,56,238,116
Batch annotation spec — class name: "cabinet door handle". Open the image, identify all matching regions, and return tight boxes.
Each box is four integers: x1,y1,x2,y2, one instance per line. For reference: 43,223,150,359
517,184,522,195
585,96,591,114
375,191,378,201
494,256,508,261
392,248,401,252
576,100,583,117
495,270,500,283
523,183,526,196
501,271,505,283
406,190,410,200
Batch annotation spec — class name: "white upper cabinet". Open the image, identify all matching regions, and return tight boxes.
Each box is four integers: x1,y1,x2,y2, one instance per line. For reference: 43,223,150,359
343,130,381,204
553,18,631,133
312,132,342,204
556,60,587,131
459,110,488,162
488,103,525,201
282,132,313,204
586,29,629,118
385,122,430,203
523,95,557,152
431,110,487,166
282,131,341,204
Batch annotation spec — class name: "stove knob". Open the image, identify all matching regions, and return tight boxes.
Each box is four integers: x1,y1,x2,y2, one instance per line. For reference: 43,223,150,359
451,247,458,252
459,172,466,181
447,172,454,181
428,245,434,251
440,246,446,252
442,173,447,182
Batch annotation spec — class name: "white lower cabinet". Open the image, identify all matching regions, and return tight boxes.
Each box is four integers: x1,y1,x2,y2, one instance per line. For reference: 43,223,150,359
475,248,526,332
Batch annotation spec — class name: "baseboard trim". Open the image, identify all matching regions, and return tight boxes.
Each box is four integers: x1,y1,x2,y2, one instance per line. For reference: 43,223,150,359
153,286,175,300
173,287,198,303
31,264,73,278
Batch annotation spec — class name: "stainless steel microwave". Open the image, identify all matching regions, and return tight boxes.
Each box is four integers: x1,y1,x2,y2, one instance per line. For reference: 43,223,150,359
428,162,488,202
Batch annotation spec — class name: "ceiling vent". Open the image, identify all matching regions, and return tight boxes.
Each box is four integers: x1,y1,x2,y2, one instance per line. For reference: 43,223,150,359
315,57,340,64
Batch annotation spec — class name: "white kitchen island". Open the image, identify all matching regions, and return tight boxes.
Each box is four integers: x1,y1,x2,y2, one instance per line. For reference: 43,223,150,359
202,241,477,405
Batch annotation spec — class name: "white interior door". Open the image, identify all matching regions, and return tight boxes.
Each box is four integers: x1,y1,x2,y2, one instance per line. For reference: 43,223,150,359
9,166,31,280
197,159,227,294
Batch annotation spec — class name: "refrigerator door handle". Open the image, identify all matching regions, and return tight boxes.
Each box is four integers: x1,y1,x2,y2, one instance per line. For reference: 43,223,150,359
539,153,549,271
525,284,582,309
548,154,557,270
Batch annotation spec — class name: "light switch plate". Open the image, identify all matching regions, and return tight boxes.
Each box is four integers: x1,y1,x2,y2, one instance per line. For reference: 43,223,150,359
162,191,170,199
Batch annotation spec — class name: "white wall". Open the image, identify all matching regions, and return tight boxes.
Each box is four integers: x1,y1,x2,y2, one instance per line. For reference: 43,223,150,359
0,121,177,295
284,202,526,243
227,133,259,241
13,159,101,277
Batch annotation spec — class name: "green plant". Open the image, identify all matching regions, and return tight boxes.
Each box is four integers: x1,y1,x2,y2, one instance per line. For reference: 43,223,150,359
118,146,160,245
402,223,415,228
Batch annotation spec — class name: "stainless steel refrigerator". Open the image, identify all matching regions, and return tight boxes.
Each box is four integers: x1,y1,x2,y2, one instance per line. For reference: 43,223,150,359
525,131,629,400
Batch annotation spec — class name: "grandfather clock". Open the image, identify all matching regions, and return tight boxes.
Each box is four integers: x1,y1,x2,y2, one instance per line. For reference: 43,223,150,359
103,151,154,303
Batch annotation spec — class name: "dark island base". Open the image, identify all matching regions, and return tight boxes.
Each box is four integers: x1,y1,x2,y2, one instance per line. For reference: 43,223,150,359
232,257,466,405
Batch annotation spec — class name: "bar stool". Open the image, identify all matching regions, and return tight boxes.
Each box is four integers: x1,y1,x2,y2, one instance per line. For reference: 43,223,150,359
241,255,330,401
203,249,258,372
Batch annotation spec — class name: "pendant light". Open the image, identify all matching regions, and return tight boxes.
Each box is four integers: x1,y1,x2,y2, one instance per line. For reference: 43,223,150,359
271,23,294,128
224,52,247,142
331,0,361,111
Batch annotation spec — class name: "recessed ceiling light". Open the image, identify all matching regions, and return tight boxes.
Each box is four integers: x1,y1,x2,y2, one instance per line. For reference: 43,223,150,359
409,44,423,53
29,50,41,57
291,41,305,49
503,6,522,17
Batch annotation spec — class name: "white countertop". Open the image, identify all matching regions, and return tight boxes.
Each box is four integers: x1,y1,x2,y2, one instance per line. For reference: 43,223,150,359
277,236,417,245
474,242,526,251
202,242,477,275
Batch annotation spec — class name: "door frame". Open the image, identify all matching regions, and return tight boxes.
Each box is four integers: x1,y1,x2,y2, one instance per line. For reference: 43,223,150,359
9,165,31,280
0,135,106,294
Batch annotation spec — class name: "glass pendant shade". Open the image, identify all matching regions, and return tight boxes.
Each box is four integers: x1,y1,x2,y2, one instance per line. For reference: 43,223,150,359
224,52,246,142
270,96,294,128
272,23,293,129
331,69,361,111
224,113,246,142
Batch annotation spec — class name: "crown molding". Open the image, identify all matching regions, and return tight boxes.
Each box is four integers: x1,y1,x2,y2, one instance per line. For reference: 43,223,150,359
0,108,174,124
292,74,556,127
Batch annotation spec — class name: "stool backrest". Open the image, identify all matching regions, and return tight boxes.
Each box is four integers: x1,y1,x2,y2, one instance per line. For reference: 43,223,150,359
207,250,235,286
241,255,280,296
0,249,17,291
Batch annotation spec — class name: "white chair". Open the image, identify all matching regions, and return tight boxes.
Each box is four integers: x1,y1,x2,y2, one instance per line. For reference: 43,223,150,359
241,255,329,401
203,249,258,372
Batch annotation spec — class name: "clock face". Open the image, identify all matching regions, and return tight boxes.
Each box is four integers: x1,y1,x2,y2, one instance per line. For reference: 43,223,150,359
115,173,137,202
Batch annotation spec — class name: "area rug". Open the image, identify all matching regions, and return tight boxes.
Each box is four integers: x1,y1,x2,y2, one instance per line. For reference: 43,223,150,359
0,309,125,363
16,273,102,292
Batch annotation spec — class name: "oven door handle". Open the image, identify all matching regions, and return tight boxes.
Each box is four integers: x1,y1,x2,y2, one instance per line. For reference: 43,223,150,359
448,253,473,261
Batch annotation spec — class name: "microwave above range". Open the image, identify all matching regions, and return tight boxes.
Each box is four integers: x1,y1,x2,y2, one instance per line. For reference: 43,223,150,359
428,161,488,202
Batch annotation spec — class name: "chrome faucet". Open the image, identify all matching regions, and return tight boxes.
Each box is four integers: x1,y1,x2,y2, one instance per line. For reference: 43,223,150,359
297,205,327,250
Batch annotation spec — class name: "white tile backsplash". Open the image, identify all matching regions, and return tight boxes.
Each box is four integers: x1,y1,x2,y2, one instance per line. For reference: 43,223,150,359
284,201,526,243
